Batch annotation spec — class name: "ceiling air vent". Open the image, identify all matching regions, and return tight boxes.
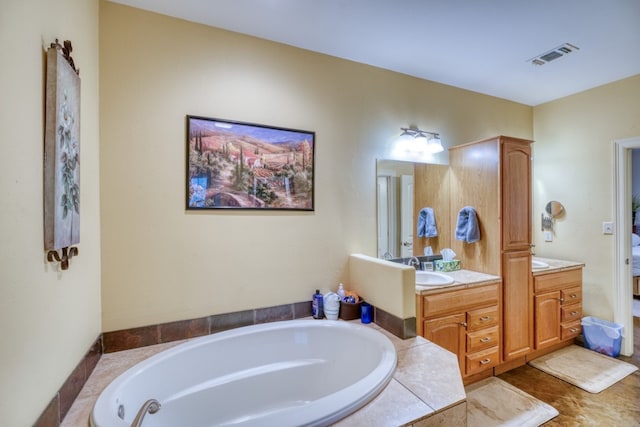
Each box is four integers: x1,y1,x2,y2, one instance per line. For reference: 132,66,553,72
528,43,579,66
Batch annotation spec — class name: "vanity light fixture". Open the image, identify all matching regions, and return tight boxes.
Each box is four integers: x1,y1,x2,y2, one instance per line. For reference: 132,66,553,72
398,126,444,154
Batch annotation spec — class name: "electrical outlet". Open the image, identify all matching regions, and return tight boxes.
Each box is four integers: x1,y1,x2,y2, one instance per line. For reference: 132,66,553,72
602,221,614,235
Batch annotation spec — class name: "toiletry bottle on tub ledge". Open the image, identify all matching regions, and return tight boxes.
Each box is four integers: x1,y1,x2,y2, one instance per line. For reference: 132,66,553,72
312,289,324,319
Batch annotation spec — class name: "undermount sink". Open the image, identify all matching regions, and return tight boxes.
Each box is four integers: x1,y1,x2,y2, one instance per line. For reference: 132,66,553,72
532,260,550,270
415,271,455,286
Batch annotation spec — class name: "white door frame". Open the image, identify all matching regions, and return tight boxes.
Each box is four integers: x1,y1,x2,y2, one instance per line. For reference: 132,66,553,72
614,136,640,356
400,174,414,257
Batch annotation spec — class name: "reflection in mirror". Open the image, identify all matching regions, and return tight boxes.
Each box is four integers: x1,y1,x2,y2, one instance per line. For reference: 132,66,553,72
545,201,565,218
376,160,414,259
377,160,452,260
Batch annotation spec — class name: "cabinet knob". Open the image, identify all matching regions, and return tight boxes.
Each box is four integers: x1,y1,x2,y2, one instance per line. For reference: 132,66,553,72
479,358,492,365
459,322,468,328
480,337,491,343
557,297,565,303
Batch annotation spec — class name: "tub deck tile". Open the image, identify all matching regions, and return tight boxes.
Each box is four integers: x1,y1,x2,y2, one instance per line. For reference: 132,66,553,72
393,341,466,412
61,340,186,427
331,379,434,427
61,321,465,427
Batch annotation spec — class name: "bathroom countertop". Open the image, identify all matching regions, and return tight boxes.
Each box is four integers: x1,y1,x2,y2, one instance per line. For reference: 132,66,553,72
415,269,501,295
532,256,585,276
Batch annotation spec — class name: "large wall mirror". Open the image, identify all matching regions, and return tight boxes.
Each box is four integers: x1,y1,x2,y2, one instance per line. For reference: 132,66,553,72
376,160,451,259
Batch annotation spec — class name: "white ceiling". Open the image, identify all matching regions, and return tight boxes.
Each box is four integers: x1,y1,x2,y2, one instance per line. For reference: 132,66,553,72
109,0,640,106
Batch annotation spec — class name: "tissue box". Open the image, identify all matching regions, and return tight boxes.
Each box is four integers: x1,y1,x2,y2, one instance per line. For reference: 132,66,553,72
434,260,461,272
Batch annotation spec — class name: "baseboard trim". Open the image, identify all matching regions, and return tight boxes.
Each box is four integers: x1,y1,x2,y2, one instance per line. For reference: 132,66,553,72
102,300,313,353
33,336,101,427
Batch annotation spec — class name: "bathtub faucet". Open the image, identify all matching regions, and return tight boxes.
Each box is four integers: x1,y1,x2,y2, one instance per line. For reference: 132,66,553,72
131,399,161,427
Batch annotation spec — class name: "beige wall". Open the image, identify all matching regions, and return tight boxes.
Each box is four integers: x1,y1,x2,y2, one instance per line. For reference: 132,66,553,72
1,1,636,423
99,2,532,331
0,0,101,425
533,74,640,320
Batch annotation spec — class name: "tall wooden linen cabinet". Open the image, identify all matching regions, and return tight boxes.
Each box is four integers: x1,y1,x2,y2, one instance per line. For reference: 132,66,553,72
449,136,533,364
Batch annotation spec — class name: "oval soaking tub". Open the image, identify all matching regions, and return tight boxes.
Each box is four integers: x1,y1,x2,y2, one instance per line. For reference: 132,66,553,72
91,319,397,427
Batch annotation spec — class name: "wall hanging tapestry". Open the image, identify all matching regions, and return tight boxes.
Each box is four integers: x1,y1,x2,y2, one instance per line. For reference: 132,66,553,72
44,39,80,270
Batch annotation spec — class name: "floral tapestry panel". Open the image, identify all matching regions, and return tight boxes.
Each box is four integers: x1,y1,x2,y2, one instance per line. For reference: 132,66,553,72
44,46,80,250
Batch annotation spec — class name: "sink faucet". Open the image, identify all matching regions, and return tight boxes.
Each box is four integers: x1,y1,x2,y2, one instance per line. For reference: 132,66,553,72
407,256,421,269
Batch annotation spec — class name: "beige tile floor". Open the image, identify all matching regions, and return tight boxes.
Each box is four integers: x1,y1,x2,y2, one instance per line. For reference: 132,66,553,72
499,316,640,426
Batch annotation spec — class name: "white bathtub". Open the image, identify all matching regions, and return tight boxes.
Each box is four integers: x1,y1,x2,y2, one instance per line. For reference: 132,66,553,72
91,319,397,427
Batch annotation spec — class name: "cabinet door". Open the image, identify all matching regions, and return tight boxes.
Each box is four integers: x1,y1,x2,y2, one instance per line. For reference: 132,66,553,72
502,250,533,361
535,291,561,349
424,313,465,370
501,139,531,252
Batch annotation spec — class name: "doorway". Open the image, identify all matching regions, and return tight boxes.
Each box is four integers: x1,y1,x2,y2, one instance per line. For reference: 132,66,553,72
613,137,640,356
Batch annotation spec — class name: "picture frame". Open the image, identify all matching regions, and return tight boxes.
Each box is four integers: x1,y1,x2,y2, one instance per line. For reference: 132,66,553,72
186,116,315,211
44,40,81,269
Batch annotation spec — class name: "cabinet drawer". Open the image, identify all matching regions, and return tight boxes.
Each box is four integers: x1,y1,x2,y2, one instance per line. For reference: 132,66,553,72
422,283,499,318
467,305,499,331
466,326,499,352
561,287,582,305
465,346,499,376
561,303,582,323
534,268,582,293
561,320,581,340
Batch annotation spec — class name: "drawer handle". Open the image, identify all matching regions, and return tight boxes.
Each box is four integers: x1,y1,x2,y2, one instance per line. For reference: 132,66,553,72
479,358,492,365
479,316,492,322
480,337,492,343
570,328,579,333
569,294,578,299
570,311,578,316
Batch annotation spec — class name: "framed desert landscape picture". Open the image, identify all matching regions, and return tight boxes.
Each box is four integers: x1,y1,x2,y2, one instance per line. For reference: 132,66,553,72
186,116,315,211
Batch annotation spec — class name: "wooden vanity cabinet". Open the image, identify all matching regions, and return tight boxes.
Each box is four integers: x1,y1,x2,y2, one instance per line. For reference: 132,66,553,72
417,281,501,379
449,136,533,363
533,268,583,350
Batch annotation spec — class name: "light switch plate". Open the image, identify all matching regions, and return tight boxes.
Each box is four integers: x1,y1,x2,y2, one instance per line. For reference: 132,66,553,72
544,231,553,242
602,221,614,235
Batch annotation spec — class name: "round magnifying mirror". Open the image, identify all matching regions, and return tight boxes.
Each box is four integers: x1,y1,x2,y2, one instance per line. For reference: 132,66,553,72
545,201,565,218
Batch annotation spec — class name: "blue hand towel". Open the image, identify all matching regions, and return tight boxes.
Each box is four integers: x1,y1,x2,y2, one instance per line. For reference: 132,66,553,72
455,206,480,243
417,207,438,238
